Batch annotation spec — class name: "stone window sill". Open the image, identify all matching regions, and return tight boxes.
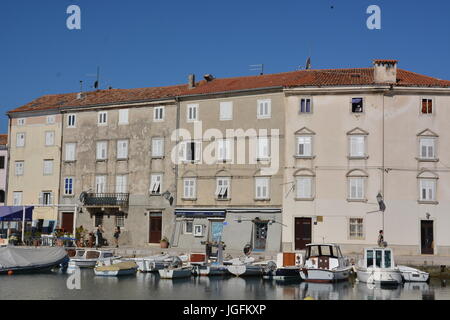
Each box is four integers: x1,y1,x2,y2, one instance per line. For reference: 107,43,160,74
151,156,165,160
182,198,197,201
347,198,368,203
64,160,77,164
117,158,128,161
294,155,315,160
295,197,315,201
416,157,439,162
254,198,271,202
96,159,108,163
348,156,369,160
215,198,231,201
418,200,439,205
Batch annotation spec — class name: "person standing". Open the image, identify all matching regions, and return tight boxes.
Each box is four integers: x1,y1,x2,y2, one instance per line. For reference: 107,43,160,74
96,225,104,248
113,226,121,248
377,230,385,247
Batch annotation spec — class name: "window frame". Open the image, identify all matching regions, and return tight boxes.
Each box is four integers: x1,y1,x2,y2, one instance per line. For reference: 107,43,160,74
257,99,272,119
115,175,128,193
349,217,365,240
296,135,313,158
419,178,437,202
255,177,270,200
16,133,25,147
187,104,199,122
13,191,23,205
150,174,163,195
15,161,24,176
154,106,165,122
299,97,313,114
219,101,233,121
118,109,129,125
419,137,436,160
43,159,53,176
117,139,129,160
67,114,76,128
98,111,108,126
151,137,165,158
65,143,76,161
347,176,366,201
183,178,197,199
215,177,231,200
64,177,74,196
420,97,434,115
351,97,364,114
349,135,367,159
295,176,314,200
45,131,55,146
96,141,108,160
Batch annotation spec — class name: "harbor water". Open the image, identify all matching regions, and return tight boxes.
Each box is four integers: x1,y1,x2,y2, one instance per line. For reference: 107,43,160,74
1,269,449,300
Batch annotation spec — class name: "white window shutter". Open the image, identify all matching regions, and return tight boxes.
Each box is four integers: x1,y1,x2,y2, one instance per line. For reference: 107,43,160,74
195,142,202,162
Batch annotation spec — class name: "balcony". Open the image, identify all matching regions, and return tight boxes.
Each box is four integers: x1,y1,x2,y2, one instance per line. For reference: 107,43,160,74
83,193,129,208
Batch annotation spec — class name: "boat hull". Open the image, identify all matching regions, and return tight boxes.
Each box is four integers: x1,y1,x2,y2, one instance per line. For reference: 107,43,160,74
70,257,120,268
398,266,429,282
300,267,352,283
158,268,192,279
94,268,137,277
356,267,403,285
227,265,263,277
195,265,229,276
263,267,302,281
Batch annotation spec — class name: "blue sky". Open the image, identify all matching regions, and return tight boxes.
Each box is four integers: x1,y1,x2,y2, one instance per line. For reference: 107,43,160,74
0,0,449,133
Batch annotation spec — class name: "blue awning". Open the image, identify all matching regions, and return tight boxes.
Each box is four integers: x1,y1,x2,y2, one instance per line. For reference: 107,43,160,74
175,210,226,218
0,206,34,222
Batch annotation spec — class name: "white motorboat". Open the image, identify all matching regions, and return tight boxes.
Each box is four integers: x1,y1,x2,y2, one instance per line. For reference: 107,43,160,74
94,259,138,277
356,247,403,285
299,244,352,283
69,249,120,268
226,257,273,277
263,252,303,281
193,263,230,276
123,254,172,272
158,266,193,279
398,265,429,282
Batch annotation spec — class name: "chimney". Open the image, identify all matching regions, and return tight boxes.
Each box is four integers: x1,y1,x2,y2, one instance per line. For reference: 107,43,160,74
188,74,196,89
373,59,398,84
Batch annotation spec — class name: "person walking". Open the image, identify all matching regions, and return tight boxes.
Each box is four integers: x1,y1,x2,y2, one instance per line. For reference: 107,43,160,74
113,226,121,248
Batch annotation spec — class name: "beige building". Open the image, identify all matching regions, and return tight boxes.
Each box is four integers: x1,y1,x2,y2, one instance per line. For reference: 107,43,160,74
6,110,62,233
282,60,450,256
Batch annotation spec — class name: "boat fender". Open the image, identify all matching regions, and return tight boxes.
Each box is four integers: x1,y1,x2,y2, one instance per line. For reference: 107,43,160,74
7,270,13,276
302,268,308,277
304,296,314,300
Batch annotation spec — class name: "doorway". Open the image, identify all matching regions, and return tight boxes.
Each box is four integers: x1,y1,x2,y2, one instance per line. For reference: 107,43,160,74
253,221,268,251
61,212,74,233
421,220,434,255
149,215,162,243
295,217,312,250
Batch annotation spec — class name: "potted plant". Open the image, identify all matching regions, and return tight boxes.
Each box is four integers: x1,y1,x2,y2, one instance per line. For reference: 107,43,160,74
160,237,169,248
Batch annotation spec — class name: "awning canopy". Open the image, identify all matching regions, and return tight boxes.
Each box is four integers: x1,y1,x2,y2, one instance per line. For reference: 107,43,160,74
0,206,34,222
175,209,226,218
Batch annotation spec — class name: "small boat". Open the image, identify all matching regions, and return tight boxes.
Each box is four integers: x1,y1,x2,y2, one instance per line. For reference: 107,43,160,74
123,254,172,272
192,263,230,276
264,252,303,281
158,256,192,279
226,257,269,277
0,247,69,274
69,249,120,268
398,265,429,282
299,244,352,283
356,247,403,285
94,259,138,277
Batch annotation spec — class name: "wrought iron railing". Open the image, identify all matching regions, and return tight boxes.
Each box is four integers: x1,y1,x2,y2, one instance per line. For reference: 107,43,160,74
83,193,129,207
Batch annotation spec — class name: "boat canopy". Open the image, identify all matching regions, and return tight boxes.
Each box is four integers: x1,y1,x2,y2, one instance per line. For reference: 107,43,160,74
305,244,343,259
363,247,394,269
0,206,33,222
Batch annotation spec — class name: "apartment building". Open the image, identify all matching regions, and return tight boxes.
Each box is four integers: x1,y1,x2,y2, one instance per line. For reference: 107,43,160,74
0,135,7,206
6,109,62,233
282,60,450,256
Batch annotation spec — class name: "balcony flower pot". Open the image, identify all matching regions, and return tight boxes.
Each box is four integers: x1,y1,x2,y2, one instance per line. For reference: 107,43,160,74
160,238,169,248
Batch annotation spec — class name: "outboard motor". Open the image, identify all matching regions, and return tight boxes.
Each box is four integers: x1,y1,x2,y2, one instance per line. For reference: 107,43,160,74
170,256,183,268
243,243,252,256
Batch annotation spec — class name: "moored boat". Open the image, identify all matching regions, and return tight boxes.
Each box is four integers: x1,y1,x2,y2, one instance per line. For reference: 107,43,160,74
69,249,120,268
398,265,429,282
356,247,403,285
159,266,193,279
299,244,352,283
94,260,138,277
123,254,172,272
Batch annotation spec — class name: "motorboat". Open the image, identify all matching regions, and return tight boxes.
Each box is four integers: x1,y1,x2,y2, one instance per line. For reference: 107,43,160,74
192,263,230,276
0,246,69,274
226,257,273,277
263,252,303,281
94,259,138,277
158,256,192,279
299,244,352,283
69,249,120,268
123,254,172,272
398,265,429,282
356,247,403,285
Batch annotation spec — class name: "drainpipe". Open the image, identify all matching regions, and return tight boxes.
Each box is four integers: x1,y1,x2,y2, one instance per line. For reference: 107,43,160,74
59,112,65,229
5,115,11,206
382,92,385,233
169,96,181,247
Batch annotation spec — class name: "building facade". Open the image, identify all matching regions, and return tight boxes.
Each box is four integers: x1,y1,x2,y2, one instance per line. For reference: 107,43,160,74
0,134,8,206
6,111,62,233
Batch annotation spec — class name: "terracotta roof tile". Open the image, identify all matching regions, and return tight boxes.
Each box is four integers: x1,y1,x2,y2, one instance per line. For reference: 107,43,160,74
8,65,450,114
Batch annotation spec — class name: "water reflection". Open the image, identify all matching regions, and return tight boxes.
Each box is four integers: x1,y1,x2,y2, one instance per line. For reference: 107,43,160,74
0,270,449,300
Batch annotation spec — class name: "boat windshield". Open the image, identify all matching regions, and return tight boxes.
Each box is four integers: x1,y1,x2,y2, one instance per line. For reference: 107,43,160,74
366,250,374,267
103,252,113,258
307,245,337,259
76,250,85,257
375,250,382,267
384,250,392,268
86,251,100,259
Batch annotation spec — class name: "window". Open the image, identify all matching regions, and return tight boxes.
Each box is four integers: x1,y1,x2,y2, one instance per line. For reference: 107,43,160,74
116,214,125,227
351,98,363,113
0,190,5,203
300,98,312,113
257,137,270,160
117,140,128,159
17,118,26,126
257,99,271,118
217,139,231,161
13,192,22,205
116,175,128,193
40,192,53,205
349,177,364,200
366,250,374,267
255,177,270,199
419,138,435,159
98,111,108,125
16,133,25,147
151,138,164,158
375,250,382,268
45,131,55,146
154,106,165,121
183,178,196,199
421,98,433,114
184,220,193,234
47,115,56,124
0,156,5,169
296,136,312,157
118,109,129,124
179,141,201,162
15,161,24,176
349,218,364,239
150,174,163,195
349,136,366,158
65,143,76,161
296,177,313,199
95,214,103,227
64,177,74,195
187,104,199,122
67,114,76,127
43,160,53,175
215,177,230,200
96,141,108,160
220,102,233,120
384,250,392,268
420,179,436,201
95,175,107,193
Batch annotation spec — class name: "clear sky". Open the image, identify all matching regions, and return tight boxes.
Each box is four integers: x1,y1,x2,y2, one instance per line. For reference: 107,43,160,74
0,0,449,133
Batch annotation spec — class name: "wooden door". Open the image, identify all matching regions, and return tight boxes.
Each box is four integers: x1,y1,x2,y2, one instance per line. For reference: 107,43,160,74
254,221,268,250
421,220,434,255
62,212,74,233
295,217,311,250
149,216,162,243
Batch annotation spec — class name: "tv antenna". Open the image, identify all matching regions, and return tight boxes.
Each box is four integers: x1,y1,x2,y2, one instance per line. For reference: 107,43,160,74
86,66,101,90
249,64,264,75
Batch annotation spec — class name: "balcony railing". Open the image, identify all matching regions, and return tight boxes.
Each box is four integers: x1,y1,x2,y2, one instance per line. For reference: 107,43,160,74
83,193,129,208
